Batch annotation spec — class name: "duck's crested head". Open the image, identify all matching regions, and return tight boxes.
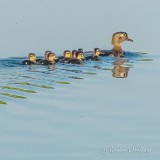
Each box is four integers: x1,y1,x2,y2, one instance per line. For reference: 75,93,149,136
63,50,71,58
76,51,84,60
28,53,36,62
44,50,52,60
112,32,133,45
47,52,56,62
93,48,101,56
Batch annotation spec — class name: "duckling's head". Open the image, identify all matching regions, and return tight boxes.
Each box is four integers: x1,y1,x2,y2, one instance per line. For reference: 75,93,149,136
63,50,71,58
44,50,52,60
47,52,56,62
112,32,133,45
76,51,84,61
71,50,77,59
28,53,36,62
78,48,83,52
93,48,101,56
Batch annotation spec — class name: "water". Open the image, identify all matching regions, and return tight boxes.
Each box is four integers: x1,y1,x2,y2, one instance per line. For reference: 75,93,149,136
0,52,159,160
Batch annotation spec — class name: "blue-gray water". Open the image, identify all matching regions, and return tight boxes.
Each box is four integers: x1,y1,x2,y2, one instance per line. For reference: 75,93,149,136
0,0,160,159
0,52,160,160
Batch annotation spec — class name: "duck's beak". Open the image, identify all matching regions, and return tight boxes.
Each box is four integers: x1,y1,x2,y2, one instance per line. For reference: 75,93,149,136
126,38,133,42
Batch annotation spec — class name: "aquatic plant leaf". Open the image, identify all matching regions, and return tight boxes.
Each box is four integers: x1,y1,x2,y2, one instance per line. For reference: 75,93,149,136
138,59,153,61
1,86,37,93
82,72,96,75
68,76,84,79
12,82,54,89
0,100,7,104
55,81,70,84
0,92,26,99
135,52,148,54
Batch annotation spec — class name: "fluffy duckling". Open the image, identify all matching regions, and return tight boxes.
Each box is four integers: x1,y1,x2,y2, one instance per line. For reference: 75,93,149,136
100,32,133,57
21,53,37,65
39,52,56,65
59,50,72,63
67,51,84,64
85,48,101,61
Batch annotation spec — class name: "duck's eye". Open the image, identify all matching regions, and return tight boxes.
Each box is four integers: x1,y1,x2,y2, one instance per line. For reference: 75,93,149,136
123,33,127,37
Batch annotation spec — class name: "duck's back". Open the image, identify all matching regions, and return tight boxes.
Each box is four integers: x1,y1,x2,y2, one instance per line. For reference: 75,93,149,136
100,50,118,57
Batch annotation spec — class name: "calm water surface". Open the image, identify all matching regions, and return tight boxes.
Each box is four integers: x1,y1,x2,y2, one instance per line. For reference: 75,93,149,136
0,52,159,160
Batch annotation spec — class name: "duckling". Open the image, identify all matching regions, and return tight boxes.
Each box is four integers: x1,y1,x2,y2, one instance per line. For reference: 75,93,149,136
21,53,37,65
39,52,56,65
100,32,133,57
85,48,101,61
59,50,72,63
67,51,84,64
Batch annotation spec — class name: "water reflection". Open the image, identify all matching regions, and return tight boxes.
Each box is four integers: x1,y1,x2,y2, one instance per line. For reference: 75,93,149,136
0,54,153,104
112,65,129,78
111,58,129,78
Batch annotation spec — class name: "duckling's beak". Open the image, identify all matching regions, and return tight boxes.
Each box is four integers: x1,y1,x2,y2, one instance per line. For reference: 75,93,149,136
126,38,133,42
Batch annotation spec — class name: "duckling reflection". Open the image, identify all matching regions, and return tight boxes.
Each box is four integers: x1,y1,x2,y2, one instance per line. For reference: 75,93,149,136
48,64,56,70
112,59,129,78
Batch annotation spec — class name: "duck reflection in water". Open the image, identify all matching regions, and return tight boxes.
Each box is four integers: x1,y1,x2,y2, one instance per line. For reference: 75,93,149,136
112,59,129,78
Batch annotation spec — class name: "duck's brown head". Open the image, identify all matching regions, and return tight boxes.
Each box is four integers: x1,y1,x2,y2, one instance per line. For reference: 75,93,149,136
28,53,36,62
63,50,71,58
112,32,133,45
47,52,56,62
75,51,84,61
93,48,101,56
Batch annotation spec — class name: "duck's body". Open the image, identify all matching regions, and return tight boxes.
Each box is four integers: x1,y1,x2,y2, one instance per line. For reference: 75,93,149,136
21,53,37,65
100,50,119,57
